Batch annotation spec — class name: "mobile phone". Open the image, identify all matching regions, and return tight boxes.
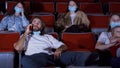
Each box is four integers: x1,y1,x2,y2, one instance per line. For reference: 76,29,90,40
29,25,33,31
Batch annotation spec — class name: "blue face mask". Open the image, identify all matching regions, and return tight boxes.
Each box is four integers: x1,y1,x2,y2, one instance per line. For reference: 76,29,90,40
14,6,22,14
68,6,77,12
110,22,120,28
33,31,41,35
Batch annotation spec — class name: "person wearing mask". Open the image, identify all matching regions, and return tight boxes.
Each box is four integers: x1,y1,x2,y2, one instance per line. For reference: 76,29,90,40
95,14,120,66
14,17,91,68
0,2,29,34
55,0,90,35
109,14,120,28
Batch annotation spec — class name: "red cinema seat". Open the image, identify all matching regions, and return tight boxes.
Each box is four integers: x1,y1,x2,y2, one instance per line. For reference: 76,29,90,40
88,15,110,28
31,2,54,14
56,2,68,13
33,0,54,2
62,33,96,51
80,3,103,14
29,14,55,27
109,2,120,14
100,0,119,3
0,32,20,52
56,0,68,2
29,14,55,33
0,32,20,68
77,0,94,2
88,15,110,34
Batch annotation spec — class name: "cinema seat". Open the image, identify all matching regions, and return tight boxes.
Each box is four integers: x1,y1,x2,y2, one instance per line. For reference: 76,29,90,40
28,14,55,33
77,0,94,2
109,2,120,14
100,0,119,3
31,2,54,14
62,33,96,51
88,15,110,35
32,0,54,2
80,3,103,14
0,32,20,68
56,0,68,2
18,32,58,68
56,2,68,13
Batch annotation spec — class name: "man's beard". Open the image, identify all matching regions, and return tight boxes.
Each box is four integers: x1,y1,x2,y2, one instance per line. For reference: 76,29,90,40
33,27,41,31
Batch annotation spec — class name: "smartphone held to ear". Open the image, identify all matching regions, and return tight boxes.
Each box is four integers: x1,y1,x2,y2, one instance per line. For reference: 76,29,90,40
29,25,33,31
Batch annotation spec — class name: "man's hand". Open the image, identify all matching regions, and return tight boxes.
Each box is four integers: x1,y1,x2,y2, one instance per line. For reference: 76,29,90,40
53,45,67,59
25,24,32,35
54,50,62,59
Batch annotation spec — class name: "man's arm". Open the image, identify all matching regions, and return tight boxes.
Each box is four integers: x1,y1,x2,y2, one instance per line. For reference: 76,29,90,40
56,44,67,52
14,33,27,51
54,44,67,59
14,24,32,51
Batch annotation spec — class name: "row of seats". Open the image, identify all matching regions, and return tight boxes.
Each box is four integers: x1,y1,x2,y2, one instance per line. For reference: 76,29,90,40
6,0,97,2
12,0,120,3
0,32,96,68
0,13,110,34
6,1,120,15
0,32,20,68
50,32,96,51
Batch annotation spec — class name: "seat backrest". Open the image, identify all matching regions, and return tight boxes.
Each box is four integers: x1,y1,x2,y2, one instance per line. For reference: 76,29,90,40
31,2,54,13
62,33,96,51
56,0,94,2
32,0,54,2
88,15,110,28
0,32,20,52
109,2,120,14
100,0,119,3
80,3,103,14
77,0,94,2
56,2,68,13
28,14,55,27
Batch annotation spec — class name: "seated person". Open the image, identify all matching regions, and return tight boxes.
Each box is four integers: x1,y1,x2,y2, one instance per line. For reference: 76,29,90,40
55,0,90,34
14,17,92,68
0,2,29,34
95,14,120,66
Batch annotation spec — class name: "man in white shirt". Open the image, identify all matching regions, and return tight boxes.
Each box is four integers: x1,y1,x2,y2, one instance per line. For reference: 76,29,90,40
14,17,85,68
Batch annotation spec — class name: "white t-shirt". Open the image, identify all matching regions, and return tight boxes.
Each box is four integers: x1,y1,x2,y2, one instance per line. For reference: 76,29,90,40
97,32,112,45
24,34,64,56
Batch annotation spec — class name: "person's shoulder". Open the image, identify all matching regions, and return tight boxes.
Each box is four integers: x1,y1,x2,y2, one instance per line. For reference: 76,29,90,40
78,10,86,14
100,32,111,36
44,34,52,37
1,15,12,20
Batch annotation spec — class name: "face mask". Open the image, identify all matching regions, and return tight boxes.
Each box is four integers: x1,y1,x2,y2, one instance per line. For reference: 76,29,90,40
110,22,120,28
14,6,22,14
33,31,41,35
68,6,77,12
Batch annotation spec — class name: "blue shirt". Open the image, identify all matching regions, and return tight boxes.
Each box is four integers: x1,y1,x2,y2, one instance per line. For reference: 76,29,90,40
0,15,29,33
